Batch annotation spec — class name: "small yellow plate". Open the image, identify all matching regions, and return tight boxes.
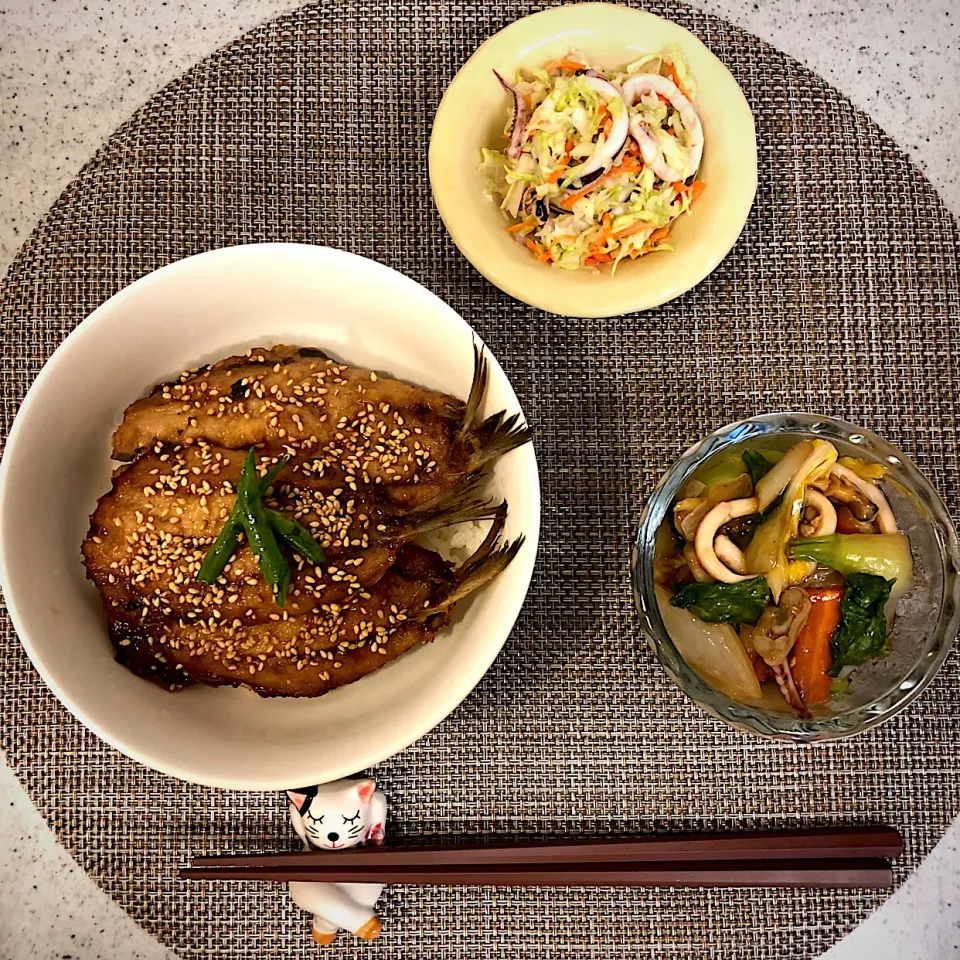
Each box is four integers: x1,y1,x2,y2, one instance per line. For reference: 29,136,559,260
429,2,757,318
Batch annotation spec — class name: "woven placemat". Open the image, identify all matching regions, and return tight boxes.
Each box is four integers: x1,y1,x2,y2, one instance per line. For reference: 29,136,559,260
2,1,959,958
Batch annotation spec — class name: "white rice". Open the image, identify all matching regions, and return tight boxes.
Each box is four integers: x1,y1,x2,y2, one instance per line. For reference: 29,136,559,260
414,476,501,565
416,519,488,565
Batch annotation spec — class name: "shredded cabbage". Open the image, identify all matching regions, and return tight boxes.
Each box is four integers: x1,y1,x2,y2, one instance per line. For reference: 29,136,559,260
480,48,705,271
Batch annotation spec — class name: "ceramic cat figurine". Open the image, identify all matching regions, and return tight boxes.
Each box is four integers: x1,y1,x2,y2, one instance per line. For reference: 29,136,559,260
286,778,387,946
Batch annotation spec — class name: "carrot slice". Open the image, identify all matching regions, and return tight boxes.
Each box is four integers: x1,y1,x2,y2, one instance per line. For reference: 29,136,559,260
792,587,842,706
562,183,598,210
665,62,689,99
560,158,643,210
601,213,613,243
545,58,586,73
612,221,654,240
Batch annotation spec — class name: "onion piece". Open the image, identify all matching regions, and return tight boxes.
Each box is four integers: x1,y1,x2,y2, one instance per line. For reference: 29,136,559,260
493,70,528,160
564,75,629,183
656,586,763,703
754,441,816,511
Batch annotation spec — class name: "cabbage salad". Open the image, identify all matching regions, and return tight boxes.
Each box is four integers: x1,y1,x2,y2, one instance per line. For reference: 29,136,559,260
481,49,705,271
654,441,913,717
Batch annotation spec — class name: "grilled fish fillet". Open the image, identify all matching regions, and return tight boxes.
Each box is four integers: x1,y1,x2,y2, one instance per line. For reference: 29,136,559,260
112,345,530,511
89,516,521,697
83,344,530,698
83,443,498,627
108,543,457,697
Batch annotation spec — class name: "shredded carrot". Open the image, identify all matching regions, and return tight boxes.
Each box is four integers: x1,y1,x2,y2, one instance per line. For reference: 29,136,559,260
545,140,578,185
666,62,689,97
601,213,613,244
689,180,706,202
561,183,598,210
596,104,609,125
601,116,613,138
506,220,535,233
561,157,644,209
584,252,614,266
612,221,654,240
671,181,686,192
537,249,553,263
792,587,842,706
649,227,671,243
565,138,575,153
545,58,586,73
524,239,541,256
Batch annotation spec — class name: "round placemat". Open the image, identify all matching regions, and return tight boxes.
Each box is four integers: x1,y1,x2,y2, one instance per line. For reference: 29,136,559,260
2,1,959,958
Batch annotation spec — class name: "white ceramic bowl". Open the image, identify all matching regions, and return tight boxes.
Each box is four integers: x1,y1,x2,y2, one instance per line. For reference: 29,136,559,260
0,244,540,789
430,2,757,317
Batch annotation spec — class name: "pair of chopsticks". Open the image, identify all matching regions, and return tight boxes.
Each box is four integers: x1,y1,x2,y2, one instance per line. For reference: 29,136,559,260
181,826,901,889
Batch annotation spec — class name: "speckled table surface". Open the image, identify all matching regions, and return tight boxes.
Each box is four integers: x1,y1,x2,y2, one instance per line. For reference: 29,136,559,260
1,2,958,958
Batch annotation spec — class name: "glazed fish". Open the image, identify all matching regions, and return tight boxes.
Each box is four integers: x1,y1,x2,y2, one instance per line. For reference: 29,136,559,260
83,343,531,698
97,514,521,697
112,345,530,511
83,443,497,626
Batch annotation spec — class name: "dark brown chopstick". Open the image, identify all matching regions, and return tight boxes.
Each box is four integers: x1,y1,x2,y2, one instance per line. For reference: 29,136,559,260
187,826,902,871
181,857,892,889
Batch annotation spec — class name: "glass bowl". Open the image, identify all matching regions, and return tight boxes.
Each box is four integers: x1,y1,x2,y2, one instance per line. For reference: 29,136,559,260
631,412,960,741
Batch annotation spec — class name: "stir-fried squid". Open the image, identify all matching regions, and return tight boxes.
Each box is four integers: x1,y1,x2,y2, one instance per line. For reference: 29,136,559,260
656,439,914,716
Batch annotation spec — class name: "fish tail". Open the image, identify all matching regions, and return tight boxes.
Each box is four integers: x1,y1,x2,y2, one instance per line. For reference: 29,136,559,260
456,341,490,441
404,471,487,515
456,502,507,577
453,340,532,471
464,411,533,473
401,497,503,539
415,506,524,617
395,473,499,539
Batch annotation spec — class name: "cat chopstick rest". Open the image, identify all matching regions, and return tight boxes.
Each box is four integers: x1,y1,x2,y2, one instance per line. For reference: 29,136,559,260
286,778,387,946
